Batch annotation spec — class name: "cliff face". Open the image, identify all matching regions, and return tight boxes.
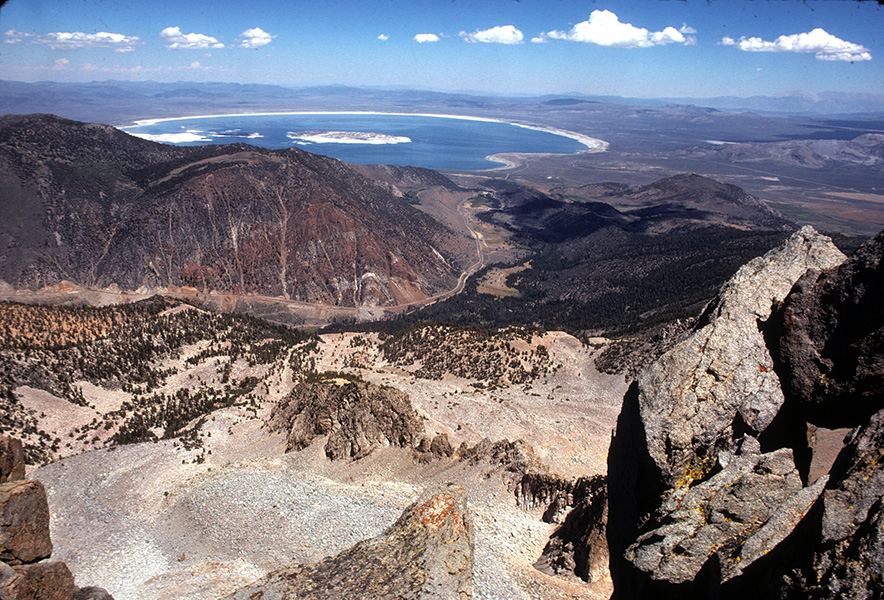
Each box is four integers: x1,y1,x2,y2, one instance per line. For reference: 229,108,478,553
769,229,884,599
0,114,468,307
606,226,884,598
773,230,884,427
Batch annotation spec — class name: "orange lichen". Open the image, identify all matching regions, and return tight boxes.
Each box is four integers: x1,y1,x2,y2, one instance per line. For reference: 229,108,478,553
416,494,465,534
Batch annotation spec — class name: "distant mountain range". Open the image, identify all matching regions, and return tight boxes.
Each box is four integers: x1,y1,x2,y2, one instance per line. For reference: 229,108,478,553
540,90,884,117
1,81,883,125
656,90,884,117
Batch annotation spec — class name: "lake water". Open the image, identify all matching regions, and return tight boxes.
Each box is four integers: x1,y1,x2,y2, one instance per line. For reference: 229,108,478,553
121,112,600,171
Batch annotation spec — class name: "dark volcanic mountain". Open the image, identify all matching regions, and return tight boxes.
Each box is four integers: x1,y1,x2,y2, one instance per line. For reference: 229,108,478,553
476,173,790,245
551,173,793,234
0,114,470,307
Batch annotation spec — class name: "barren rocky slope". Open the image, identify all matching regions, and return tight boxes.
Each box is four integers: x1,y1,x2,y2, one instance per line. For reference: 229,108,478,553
0,300,624,599
0,114,471,309
34,380,618,600
225,482,474,600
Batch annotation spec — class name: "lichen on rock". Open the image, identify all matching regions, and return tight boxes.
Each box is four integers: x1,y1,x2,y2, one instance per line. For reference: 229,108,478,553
637,226,846,488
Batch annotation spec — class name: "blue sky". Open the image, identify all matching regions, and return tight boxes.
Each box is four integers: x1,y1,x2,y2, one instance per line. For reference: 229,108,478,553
1,0,882,98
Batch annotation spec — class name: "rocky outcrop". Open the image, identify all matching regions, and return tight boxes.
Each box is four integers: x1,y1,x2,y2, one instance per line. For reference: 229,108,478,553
0,439,25,484
268,378,425,460
428,433,456,458
636,226,846,490
764,229,884,598
605,226,884,598
457,438,539,474
0,480,52,565
1,561,77,600
626,448,826,585
795,408,884,598
268,380,549,483
225,483,473,600
414,433,457,461
773,228,884,426
0,437,113,600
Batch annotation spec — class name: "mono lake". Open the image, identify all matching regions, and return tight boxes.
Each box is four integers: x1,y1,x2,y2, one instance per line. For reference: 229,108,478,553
121,112,604,171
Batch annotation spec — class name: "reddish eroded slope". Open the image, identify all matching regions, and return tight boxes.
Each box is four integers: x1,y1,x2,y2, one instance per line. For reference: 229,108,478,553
0,114,471,308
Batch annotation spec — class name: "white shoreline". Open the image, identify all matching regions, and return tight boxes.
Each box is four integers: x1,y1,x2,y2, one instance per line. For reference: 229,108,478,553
120,110,609,154
483,154,519,170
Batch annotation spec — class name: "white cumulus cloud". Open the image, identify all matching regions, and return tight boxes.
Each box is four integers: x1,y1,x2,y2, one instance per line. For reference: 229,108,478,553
650,27,686,45
239,27,274,48
377,34,390,41
720,28,871,62
460,25,523,45
4,29,139,52
160,26,224,50
414,33,440,43
538,10,689,48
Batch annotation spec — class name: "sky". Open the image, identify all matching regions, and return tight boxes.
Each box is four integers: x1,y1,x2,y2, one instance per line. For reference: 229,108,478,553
1,0,883,98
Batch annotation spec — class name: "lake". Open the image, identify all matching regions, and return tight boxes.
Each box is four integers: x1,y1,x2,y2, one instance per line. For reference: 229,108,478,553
121,112,604,171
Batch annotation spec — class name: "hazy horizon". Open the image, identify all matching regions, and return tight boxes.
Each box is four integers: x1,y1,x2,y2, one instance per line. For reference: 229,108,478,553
1,0,883,99
10,78,884,103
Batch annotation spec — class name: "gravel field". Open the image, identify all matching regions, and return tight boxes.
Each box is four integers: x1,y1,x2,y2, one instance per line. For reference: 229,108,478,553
36,411,610,599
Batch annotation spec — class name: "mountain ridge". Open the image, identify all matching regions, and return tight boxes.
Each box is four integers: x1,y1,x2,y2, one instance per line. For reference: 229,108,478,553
4,81,884,120
0,114,472,311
